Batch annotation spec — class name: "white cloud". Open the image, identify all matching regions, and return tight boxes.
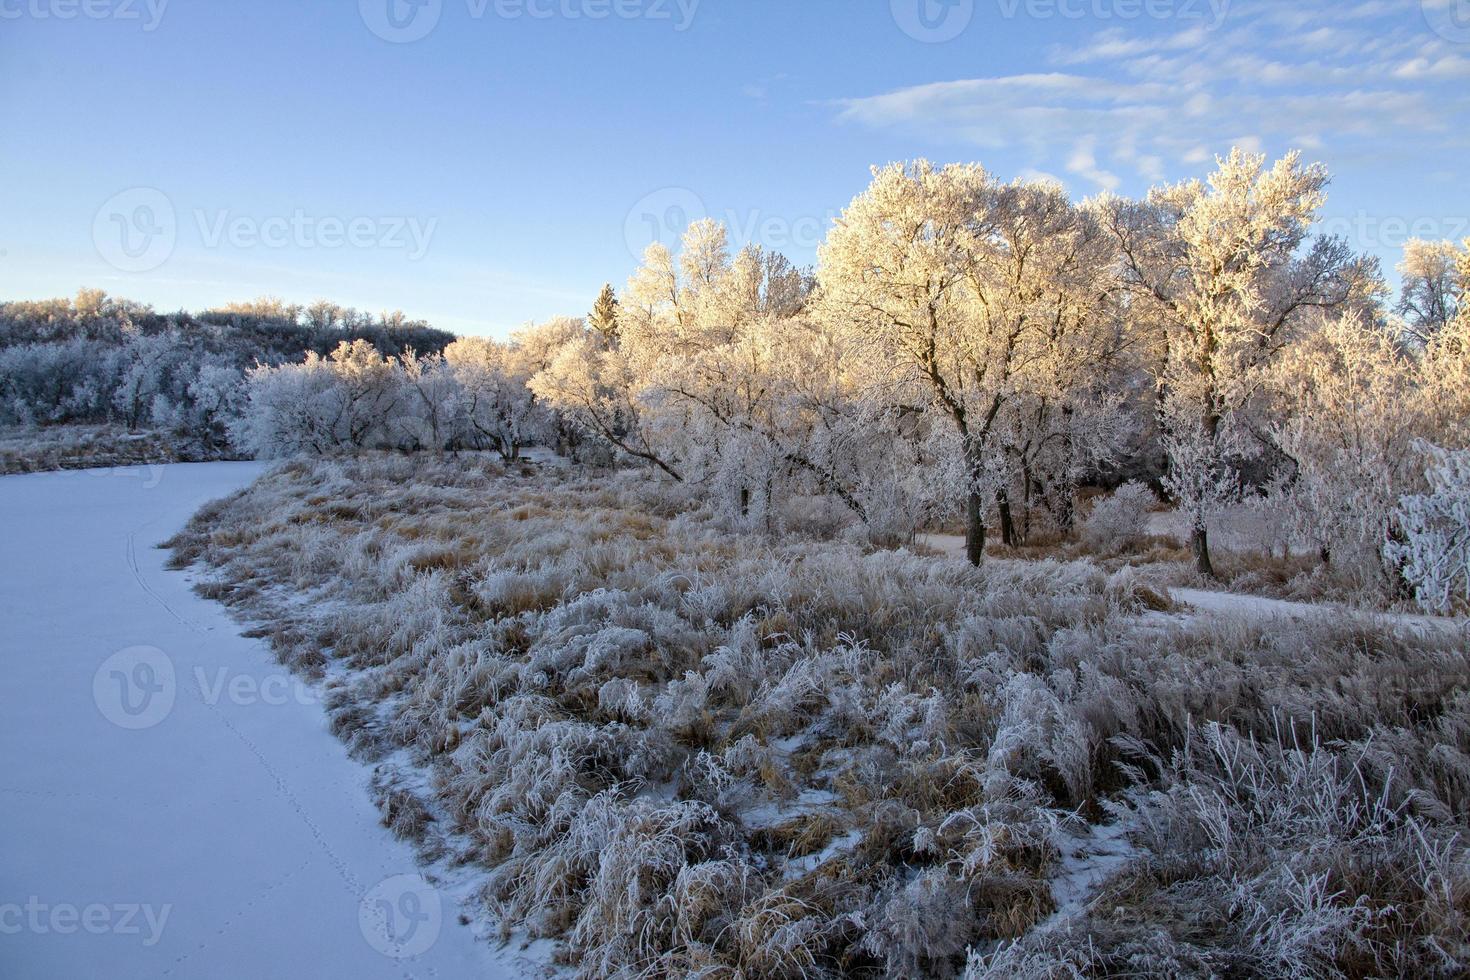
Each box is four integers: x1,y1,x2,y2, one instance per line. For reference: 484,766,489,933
1066,138,1121,190
1393,55,1470,79
831,0,1468,190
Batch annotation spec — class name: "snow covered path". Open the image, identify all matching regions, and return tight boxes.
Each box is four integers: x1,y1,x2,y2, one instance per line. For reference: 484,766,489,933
1169,587,1466,633
0,464,524,979
917,533,1464,633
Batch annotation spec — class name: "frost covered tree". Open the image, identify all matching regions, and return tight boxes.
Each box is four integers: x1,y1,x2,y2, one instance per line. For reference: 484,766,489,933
528,312,687,480
819,162,1125,564
0,338,117,425
0,290,455,448
184,363,246,450
442,327,567,461
1397,238,1465,346
1419,248,1470,450
1389,445,1470,614
326,339,404,448
231,351,347,457
510,316,586,378
210,295,304,324
530,222,880,524
110,331,179,431
303,299,353,333
232,340,404,456
1269,311,1426,583
1104,150,1379,576
397,349,460,451
627,225,836,515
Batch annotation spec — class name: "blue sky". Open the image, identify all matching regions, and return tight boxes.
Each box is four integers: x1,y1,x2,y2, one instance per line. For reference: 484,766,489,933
1,0,1466,336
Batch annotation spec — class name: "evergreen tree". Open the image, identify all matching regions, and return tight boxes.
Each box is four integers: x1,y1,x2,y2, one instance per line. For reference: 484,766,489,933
588,283,620,345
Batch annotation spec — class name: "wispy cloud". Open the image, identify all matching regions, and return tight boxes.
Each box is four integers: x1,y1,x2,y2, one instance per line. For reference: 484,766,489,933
834,0,1469,190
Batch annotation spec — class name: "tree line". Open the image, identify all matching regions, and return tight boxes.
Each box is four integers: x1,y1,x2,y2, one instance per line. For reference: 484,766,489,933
525,150,1466,608
0,291,453,450
5,149,1468,610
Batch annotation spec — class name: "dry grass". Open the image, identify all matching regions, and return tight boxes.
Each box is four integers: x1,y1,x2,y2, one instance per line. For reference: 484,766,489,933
169,454,1470,978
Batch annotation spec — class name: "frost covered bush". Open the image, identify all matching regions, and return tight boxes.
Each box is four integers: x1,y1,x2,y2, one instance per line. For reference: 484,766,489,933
170,455,1470,978
1078,481,1155,554
1391,444,1470,615
981,722,1470,979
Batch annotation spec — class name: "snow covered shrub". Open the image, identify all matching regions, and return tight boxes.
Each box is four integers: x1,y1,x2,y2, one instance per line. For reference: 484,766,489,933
562,795,732,974
171,455,1470,978
1108,721,1470,977
1390,444,1470,614
1079,481,1154,554
860,869,983,976
370,767,438,848
987,672,1103,806
854,457,938,548
232,341,405,456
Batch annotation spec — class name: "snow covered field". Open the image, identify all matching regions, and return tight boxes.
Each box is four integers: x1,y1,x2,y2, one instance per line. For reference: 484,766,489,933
0,463,531,979
4,456,1467,977
153,454,1470,978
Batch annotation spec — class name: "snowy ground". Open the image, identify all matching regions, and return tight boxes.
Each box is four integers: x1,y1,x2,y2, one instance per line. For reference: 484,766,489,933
123,458,1470,975
0,463,533,979
1168,586,1465,634
919,533,1466,634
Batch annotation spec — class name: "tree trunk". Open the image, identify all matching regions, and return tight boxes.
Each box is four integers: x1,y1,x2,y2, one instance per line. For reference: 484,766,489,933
1022,464,1035,542
1055,486,1075,533
997,489,1017,548
739,486,750,518
1192,408,1223,578
966,491,986,567
1191,522,1215,577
